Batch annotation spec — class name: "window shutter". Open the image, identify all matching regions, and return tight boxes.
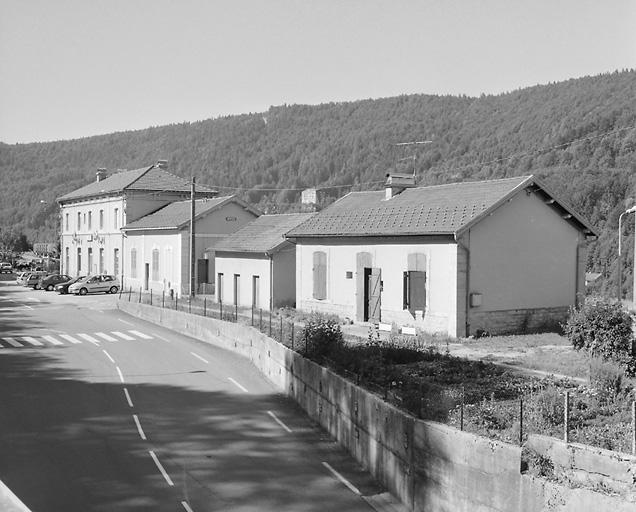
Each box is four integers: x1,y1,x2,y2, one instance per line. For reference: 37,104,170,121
313,251,327,300
407,253,427,271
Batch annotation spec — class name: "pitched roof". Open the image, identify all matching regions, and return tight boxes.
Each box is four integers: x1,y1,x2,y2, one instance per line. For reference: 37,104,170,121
57,164,216,202
215,213,315,254
122,196,259,231
286,175,597,238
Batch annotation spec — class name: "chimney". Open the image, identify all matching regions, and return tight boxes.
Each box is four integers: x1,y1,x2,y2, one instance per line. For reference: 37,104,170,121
156,159,168,170
96,168,108,182
385,173,416,199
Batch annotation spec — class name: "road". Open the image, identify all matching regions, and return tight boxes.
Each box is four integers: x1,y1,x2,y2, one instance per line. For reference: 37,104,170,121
0,279,386,512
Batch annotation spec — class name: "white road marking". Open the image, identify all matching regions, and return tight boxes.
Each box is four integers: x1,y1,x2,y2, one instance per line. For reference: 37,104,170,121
149,451,174,486
129,330,153,339
21,336,44,347
95,332,118,342
24,297,41,302
321,462,361,495
267,411,293,433
115,366,125,383
2,337,24,348
123,388,134,407
228,377,248,393
181,501,194,512
118,318,134,326
153,333,170,342
77,333,101,345
59,334,82,344
133,414,147,440
112,331,134,341
42,335,63,346
190,352,209,364
102,350,115,363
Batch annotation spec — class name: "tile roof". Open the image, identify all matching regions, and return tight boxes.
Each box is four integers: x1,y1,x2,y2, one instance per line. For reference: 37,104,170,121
215,213,315,253
57,165,216,202
286,175,596,238
122,196,241,231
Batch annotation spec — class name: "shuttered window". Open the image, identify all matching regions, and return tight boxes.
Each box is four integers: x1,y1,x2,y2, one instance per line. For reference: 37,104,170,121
130,249,137,278
151,249,159,281
404,253,427,315
312,251,327,300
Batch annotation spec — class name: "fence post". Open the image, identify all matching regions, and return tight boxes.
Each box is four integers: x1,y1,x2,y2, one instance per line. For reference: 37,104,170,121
519,397,524,446
280,316,283,343
220,300,223,320
162,291,165,308
119,286,122,299
259,308,262,331
188,297,191,314
251,306,254,326
203,297,207,317
175,294,178,311
291,322,294,350
632,400,635,455
564,391,570,443
139,287,142,304
235,303,238,322
150,289,152,306
269,310,272,336
128,286,131,302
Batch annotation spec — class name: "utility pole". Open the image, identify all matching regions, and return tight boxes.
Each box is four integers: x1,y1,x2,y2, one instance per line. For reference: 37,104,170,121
189,177,196,297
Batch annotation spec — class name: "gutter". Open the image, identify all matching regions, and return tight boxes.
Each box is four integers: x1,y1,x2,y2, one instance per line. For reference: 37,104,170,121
454,230,471,338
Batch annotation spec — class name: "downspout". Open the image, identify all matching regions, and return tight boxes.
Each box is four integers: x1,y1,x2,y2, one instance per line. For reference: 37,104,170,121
454,229,470,338
268,252,274,311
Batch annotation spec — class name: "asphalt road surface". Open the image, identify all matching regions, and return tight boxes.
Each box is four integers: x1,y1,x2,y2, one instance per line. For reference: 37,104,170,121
0,278,386,512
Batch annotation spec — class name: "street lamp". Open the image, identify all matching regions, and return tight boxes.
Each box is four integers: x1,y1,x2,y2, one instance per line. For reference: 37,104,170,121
617,206,636,300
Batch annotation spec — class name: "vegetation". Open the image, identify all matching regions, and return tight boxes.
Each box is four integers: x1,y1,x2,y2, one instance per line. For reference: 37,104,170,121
1,70,635,295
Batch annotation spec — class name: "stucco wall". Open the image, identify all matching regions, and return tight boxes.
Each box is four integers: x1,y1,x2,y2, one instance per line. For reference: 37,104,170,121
295,236,459,335
215,253,271,309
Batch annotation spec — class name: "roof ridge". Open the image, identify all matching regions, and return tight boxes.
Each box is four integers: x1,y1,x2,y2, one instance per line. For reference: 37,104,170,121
410,175,532,192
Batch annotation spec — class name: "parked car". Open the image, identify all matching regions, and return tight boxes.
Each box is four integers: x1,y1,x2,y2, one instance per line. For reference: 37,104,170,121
69,275,120,295
0,262,13,273
54,276,86,294
23,271,48,287
15,272,28,285
38,274,72,291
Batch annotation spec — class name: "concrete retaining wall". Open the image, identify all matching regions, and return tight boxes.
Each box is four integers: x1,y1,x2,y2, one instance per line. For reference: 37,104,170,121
469,306,570,335
118,301,635,511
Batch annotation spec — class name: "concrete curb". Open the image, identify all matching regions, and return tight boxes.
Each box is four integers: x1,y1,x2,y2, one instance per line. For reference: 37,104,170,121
0,479,31,512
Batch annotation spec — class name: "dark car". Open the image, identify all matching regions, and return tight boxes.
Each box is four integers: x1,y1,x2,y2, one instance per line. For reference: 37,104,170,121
54,276,86,294
38,274,71,291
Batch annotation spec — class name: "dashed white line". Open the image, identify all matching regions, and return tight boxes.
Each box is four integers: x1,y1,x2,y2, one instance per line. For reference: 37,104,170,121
321,462,361,495
59,334,82,344
153,333,170,342
112,331,135,341
95,332,118,342
228,377,248,393
132,414,147,440
267,411,293,433
2,337,23,348
123,388,134,407
190,352,209,364
118,318,134,326
77,333,101,345
115,366,125,383
129,330,153,339
21,336,44,347
149,451,174,486
42,335,63,346
102,350,115,363
181,501,194,512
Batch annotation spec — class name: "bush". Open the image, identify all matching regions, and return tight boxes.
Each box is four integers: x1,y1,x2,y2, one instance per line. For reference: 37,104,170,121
563,296,635,374
300,315,344,362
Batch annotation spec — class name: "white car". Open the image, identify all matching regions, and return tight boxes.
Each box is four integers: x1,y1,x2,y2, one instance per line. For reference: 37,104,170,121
69,275,120,295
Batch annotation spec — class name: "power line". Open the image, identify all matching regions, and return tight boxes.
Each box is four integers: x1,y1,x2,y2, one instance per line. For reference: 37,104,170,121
210,180,385,192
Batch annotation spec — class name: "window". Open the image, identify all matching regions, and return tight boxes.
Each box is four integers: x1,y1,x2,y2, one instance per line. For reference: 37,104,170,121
233,274,240,306
65,213,69,231
99,210,104,230
252,275,260,308
77,212,81,231
403,253,427,315
77,248,82,273
114,208,119,229
130,249,137,278
113,248,119,276
217,273,224,302
87,248,93,274
88,211,92,230
65,247,69,273
312,251,327,300
99,248,104,273
151,249,159,281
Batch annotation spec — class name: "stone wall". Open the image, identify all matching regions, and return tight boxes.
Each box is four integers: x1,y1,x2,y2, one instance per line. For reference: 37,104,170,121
469,306,570,336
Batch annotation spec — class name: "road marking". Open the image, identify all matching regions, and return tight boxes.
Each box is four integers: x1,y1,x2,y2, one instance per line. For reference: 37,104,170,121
123,388,134,407
190,352,209,364
24,297,41,302
133,414,147,440
59,334,82,344
112,331,135,340
267,411,293,433
115,366,125,383
95,332,118,342
129,330,153,339
181,501,194,512
42,335,63,346
118,318,134,326
228,377,248,393
77,333,101,345
21,336,44,347
154,333,170,342
2,337,24,348
102,350,115,363
321,462,361,495
149,451,174,486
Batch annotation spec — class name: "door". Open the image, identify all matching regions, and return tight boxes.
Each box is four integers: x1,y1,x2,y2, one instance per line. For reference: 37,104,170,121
144,263,149,291
366,267,382,323
252,275,260,308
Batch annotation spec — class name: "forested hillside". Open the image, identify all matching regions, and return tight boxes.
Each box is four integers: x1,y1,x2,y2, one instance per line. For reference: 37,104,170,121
0,70,635,296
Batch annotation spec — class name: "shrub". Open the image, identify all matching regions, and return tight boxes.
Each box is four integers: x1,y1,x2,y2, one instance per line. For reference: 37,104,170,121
300,315,344,362
563,296,635,374
588,356,625,403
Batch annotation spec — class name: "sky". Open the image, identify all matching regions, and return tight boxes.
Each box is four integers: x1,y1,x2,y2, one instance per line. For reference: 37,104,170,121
0,0,635,144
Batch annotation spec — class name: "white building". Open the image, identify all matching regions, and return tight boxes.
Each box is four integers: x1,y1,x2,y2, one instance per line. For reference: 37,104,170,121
57,160,216,282
122,196,260,296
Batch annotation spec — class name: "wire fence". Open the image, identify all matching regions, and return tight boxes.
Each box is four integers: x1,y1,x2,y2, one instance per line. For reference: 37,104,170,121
122,286,636,454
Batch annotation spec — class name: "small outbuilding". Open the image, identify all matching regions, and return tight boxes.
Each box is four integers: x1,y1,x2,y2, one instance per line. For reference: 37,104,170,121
286,174,597,337
214,213,314,310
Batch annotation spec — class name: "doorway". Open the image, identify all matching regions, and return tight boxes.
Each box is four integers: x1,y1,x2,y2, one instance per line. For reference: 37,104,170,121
363,267,381,322
144,263,149,290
